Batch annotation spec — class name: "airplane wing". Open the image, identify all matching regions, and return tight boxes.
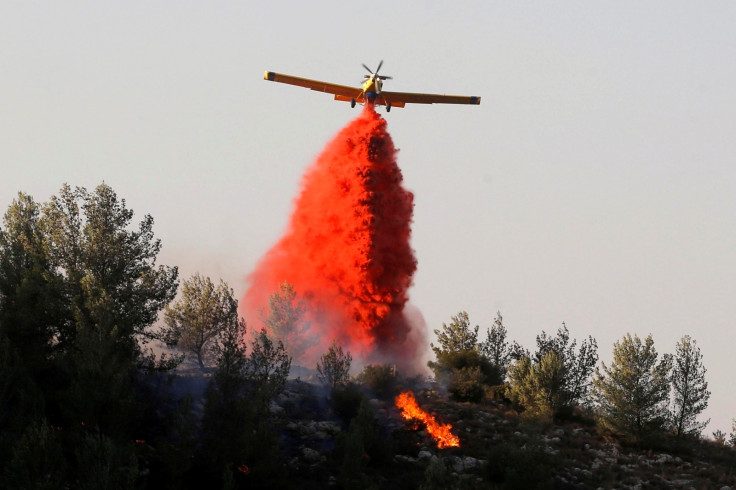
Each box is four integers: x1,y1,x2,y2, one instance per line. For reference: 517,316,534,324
264,71,362,99
380,91,481,107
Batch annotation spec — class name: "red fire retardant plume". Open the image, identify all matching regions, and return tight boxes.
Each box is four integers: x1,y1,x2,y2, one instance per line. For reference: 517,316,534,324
244,104,426,369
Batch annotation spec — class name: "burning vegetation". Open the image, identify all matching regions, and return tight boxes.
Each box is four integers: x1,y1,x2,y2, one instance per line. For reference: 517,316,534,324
395,390,460,449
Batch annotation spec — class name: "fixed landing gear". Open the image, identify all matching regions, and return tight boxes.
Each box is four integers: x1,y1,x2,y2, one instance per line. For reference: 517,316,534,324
350,98,356,108
386,102,391,112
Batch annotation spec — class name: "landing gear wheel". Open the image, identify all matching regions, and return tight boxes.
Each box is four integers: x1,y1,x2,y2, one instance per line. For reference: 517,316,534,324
386,102,391,112
350,98,356,108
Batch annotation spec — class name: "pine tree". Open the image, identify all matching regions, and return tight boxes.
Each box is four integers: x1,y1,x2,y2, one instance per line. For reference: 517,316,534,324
210,311,249,393
261,282,315,365
479,311,511,385
41,183,178,360
316,339,352,390
430,311,479,356
245,329,292,410
592,333,672,443
534,323,598,410
162,274,238,370
712,429,727,445
507,351,564,420
670,335,710,438
0,193,65,373
200,315,257,484
428,311,496,398
506,323,598,418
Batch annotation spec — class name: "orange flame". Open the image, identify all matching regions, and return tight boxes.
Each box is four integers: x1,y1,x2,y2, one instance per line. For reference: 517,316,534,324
395,391,460,449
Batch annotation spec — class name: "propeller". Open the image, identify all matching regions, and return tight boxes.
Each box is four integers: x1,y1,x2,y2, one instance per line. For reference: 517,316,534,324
361,61,393,80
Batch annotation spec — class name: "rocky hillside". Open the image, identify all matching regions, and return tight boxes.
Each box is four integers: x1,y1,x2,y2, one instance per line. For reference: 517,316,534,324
262,379,735,489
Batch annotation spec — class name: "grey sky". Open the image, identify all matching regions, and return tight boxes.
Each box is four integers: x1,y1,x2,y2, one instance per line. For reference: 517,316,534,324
2,1,734,434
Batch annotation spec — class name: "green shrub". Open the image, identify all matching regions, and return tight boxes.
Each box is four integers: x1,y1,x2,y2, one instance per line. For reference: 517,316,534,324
484,437,556,489
449,366,485,403
358,364,398,398
1,419,66,490
506,351,564,422
73,432,138,490
420,457,452,490
331,382,364,422
430,349,496,386
336,399,393,489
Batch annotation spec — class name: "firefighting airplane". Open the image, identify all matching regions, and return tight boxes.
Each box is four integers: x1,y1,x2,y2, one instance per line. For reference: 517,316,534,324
264,61,481,111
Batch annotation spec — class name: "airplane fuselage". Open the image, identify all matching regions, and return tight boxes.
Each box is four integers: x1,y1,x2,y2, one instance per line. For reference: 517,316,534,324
362,76,383,101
